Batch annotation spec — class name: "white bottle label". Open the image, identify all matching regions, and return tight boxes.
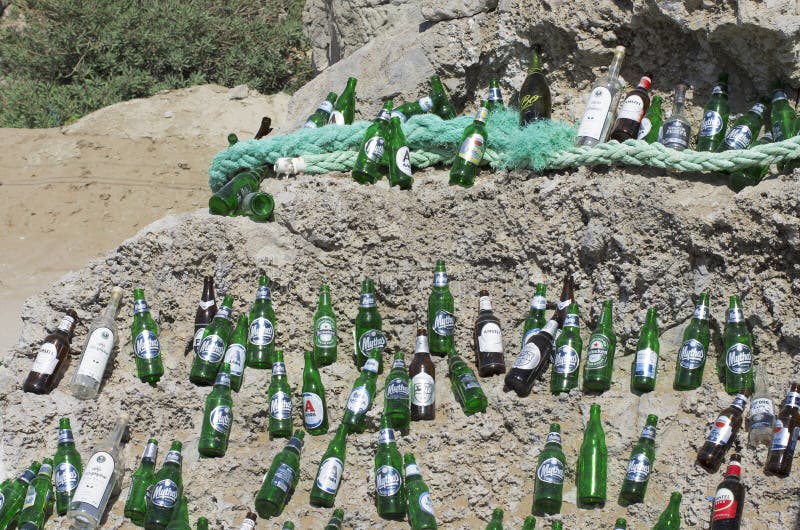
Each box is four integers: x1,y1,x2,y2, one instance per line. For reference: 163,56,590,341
303,120,318,129
77,327,115,382
223,343,246,377
536,457,564,484
318,100,334,113
553,345,579,374
314,316,337,348
724,125,752,150
375,465,402,497
637,118,652,140
271,463,296,492
661,119,691,149
329,111,345,125
31,342,59,375
419,492,435,515
699,110,724,138
478,322,503,353
419,96,434,112
577,86,612,140
678,339,705,369
303,392,325,429
346,385,371,414
707,416,733,445
617,94,645,122
634,348,658,379
458,134,485,165
315,457,343,494
133,330,160,360
198,334,225,363
72,451,115,508
55,462,80,493
249,317,275,346
193,327,206,354
395,146,412,176
209,405,232,434
432,310,455,337
364,136,386,162
512,341,542,370
625,453,651,483
23,484,37,509
726,343,752,374
270,391,293,420
411,373,435,406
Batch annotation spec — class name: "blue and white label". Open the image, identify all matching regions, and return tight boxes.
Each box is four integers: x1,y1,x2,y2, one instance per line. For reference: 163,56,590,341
432,310,455,337
433,271,448,287
536,457,564,484
271,463,295,492
151,479,179,508
270,391,293,420
346,386,371,414
554,345,579,374
134,330,161,360
133,300,148,314
375,465,402,497
256,286,270,300
216,305,232,320
458,372,480,390
209,405,232,434
693,304,710,320
315,457,343,494
198,334,225,363
359,329,386,356
58,428,74,444
726,343,752,374
249,317,275,346
223,343,246,377
727,308,744,323
359,293,376,307
634,348,658,379
724,125,752,150
378,428,395,445
678,339,705,369
564,314,580,328
385,377,409,400
625,453,651,483
531,295,546,310
641,425,656,440
699,110,724,138
419,492,435,515
55,462,80,493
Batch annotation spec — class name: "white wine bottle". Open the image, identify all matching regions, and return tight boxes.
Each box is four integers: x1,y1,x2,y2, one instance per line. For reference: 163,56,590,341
576,46,627,146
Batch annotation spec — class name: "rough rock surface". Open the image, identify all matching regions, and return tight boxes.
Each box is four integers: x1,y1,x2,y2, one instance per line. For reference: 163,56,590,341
2,167,800,529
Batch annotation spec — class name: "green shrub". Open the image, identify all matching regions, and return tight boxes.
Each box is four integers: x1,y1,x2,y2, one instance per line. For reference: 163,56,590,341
0,0,312,127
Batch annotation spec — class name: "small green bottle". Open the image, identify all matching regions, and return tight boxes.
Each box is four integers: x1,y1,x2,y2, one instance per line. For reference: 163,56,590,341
430,76,457,120
384,351,410,432
722,295,754,394
387,116,413,189
227,133,238,146
618,414,658,506
392,96,435,123
16,458,54,530
223,314,249,392
374,415,406,520
582,300,616,393
522,283,548,346
254,431,305,518
576,404,606,508
550,302,583,394
304,92,338,129
613,518,627,530
190,295,234,385
131,288,165,385
196,517,209,530
532,424,565,516
281,522,295,530
124,439,158,525
449,102,489,187
209,171,261,216
54,418,82,516
718,100,767,152
0,462,41,529
673,293,711,390
310,424,348,507
729,130,773,192
485,508,504,530
238,192,275,222
696,74,730,152
447,348,488,415
324,508,345,529
312,284,338,366
247,273,277,369
636,95,663,143
342,349,380,433
522,516,536,529
268,350,294,439
353,101,393,184
552,522,563,530
631,308,660,393
353,278,386,373
302,350,329,435
145,441,184,530
329,78,357,125
770,84,797,140
404,453,438,530
427,260,455,356
164,496,190,530
487,79,504,113
199,363,234,457
652,492,682,530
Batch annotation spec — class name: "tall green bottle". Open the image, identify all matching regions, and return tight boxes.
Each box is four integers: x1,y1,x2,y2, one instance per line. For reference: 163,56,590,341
576,404,606,508
447,348,487,415
636,95,663,143
519,48,551,125
144,441,184,530
673,293,710,390
164,496,189,530
131,288,165,385
375,415,406,520
247,274,276,369
353,278,386,373
223,314,248,392
449,102,489,187
522,284,548,346
770,84,797,141
387,116,413,190
310,424,347,507
16,458,53,530
631,308,660,393
54,418,82,515
312,284,338,366
550,302,583,394
532,423,566,516
485,508,504,530
618,414,658,506
302,350,329,435
487,79,505,113
718,100,767,152
124,439,158,526
522,516,536,530
652,492,682,530
427,260,455,356
0,462,41,529
582,300,616,393
342,349,380,433
254,431,305,518
190,295,234,385
722,295,754,394
696,74,730,152
352,101,393,184
268,350,294,439
384,351,410,432
304,92,338,129
404,453,437,530
430,76,457,120
324,508,345,529
329,78,357,125
199,363,234,457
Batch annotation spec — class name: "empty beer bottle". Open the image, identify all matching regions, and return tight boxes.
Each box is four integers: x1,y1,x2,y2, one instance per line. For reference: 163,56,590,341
384,351,411,432
532,423,566,516
199,364,234,457
631,308,659,393
636,95,663,143
722,295,754,394
552,522,563,530
487,79,504,113
519,48,551,125
770,84,797,141
375,415,406,520
23,309,78,394
618,414,658,506
228,133,238,146
124,439,158,525
342,349,380,433
410,330,436,421
522,284,548,346
0,462,41,529
354,278,386,372
660,84,691,151
718,100,767,152
428,260,455,356
430,76,457,120
238,192,275,222
576,46,626,146
281,522,294,530
582,300,616,393
576,404,606,508
191,276,216,356
131,288,165,385
388,116,413,190
190,295,234,385
522,516,536,530
728,130,773,192
652,492,682,530
325,508,345,529
697,393,748,471
310,424,347,507
613,519,627,530
304,92,338,128
329,78,357,125
353,101,393,184
449,102,489,187
765,382,800,477
505,316,559,397
610,74,652,142
447,347,488,415
711,454,744,530
313,284,338,366
747,365,775,446
145,441,184,530
673,293,711,390
474,290,505,377
165,496,189,530
238,512,257,530
404,453,437,530
247,274,276,369
486,508,504,530
208,170,261,216
54,418,82,516
302,350,329,435
392,96,435,123
697,74,731,151
17,457,53,530
268,351,293,439
223,314,248,392
254,430,304,518
550,303,582,394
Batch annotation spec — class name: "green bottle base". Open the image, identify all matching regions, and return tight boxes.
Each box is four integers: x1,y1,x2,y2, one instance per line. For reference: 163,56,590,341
314,351,337,366
582,379,610,393
618,491,645,507
631,378,655,393
309,493,335,508
189,371,216,386
198,443,228,458
532,498,562,516
269,429,292,440
305,425,329,436
377,506,407,521
254,499,279,519
577,495,606,509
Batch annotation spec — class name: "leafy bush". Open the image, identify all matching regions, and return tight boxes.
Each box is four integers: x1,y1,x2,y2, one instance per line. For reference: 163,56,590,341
0,0,312,127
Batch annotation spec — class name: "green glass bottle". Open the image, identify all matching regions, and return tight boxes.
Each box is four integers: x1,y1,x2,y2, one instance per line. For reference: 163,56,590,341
254,430,304,518
144,441,184,530
770,84,797,141
428,260,455,356
164,496,189,530
652,492,682,530
281,522,295,530
729,130,773,192
227,133,238,146
352,101,393,184
430,76,457,120
532,423,565,516
199,363,234,457
238,192,275,222
392,96,435,123
673,293,710,391
310,424,348,507
576,404,607,508
552,522,563,530
131,288,165,385
718,100,767,152
196,517,209,530
374,414,406,520
353,278,386,373
16,458,53,530
631,308,660,393
404,453,437,530
190,295,234,385
124,439,158,526
486,508,504,530
447,348,488,415
696,74,730,152
636,95,663,143
522,516,536,529
324,508,345,529
384,351,410,432
550,302,582,394
487,79,504,113
342,349,380,433
247,274,276,369
722,295,754,394
223,314,248,392
613,518,627,530
0,462,41,529
329,77,357,125
618,414,658,506
387,116,413,190
208,171,261,216
268,350,294,439
522,283,548,346
582,300,616,393
304,92,338,129
302,350,329,435
449,102,489,188
519,48,551,125
54,418,82,516
312,284,338,366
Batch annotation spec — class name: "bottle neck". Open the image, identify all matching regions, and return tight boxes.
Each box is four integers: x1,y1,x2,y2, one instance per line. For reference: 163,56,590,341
318,289,331,307
202,278,215,301
107,418,128,448
415,335,430,355
607,50,625,84
103,291,123,321
725,460,742,478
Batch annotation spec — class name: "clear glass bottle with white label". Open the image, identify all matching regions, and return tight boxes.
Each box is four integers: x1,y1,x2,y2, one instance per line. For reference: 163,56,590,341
748,365,774,446
70,287,123,400
576,46,626,146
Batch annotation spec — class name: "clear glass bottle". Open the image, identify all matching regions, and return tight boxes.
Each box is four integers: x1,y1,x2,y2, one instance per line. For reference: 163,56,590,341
659,84,691,151
576,46,626,146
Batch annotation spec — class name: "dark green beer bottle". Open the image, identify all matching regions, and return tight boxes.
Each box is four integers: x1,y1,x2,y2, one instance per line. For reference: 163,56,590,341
722,295,754,394
281,522,295,530
519,48,551,125
312,284,338,366
636,95,663,143
324,508,345,529
352,101,393,184
329,78,357,125
447,348,487,415
268,350,294,439
631,308,660,393
247,274,276,369
375,414,406,520
353,278,386,373
387,116,413,190
618,414,658,506
0,462,41,529
190,295,234,385
304,92,338,129
430,76,457,120
696,74,730,152
196,517,209,530
522,283,548,346
404,453,437,530
550,302,583,394
227,133,238,146
302,350,329,435
613,519,627,530
145,441,184,530
718,100,767,152
238,192,274,222
582,300,616,393
310,424,347,507
164,496,189,530
485,508,504,529
729,130,773,192
342,349,380,433
552,522,563,530
16,458,53,530
532,423,565,516
576,404,606,508
131,288,165,385
428,260,455,356
392,96,435,123
199,363,234,457
54,418,82,515
487,79,504,113
384,351,410,432
124,439,158,525
223,314,248,392
209,171,261,216
771,84,797,141
254,430,304,518
673,293,710,390
652,492,682,530
522,516,536,529
449,102,489,187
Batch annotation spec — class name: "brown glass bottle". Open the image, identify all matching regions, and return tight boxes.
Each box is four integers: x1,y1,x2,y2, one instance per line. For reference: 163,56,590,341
697,392,748,471
474,290,505,377
765,382,800,477
556,272,575,327
409,329,435,421
190,276,217,355
23,310,78,394
710,454,745,530
610,75,653,142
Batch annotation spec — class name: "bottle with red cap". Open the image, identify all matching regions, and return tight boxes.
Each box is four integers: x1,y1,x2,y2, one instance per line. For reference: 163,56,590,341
610,74,653,142
710,454,745,530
